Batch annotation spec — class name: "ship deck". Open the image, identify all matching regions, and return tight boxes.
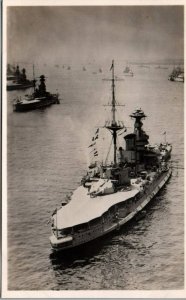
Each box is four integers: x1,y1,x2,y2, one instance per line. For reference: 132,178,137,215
56,186,139,229
18,97,47,104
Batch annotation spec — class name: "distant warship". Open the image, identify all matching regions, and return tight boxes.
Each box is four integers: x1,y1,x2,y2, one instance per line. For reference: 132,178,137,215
7,65,34,91
13,75,59,112
168,66,184,82
123,65,133,76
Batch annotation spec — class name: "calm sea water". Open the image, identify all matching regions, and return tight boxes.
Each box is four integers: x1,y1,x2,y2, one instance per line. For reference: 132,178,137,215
7,63,184,290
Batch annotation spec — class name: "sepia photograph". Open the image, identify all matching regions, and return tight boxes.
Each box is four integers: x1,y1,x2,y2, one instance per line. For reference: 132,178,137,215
2,0,185,297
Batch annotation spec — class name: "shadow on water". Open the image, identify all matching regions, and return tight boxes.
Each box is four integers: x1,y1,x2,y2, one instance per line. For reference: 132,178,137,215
49,222,137,271
50,237,105,269
49,180,172,271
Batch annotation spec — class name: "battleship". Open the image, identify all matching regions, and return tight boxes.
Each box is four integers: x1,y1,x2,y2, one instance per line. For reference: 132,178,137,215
50,60,172,252
7,65,34,91
13,75,60,112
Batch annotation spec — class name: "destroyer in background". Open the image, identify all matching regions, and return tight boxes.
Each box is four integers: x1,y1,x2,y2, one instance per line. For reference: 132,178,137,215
13,75,60,112
50,60,172,252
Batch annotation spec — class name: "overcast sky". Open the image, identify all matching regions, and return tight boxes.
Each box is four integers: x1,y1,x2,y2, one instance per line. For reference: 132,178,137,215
7,6,184,65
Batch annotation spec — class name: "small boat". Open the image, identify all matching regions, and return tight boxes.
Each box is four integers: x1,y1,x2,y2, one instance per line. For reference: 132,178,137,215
7,65,34,91
168,67,184,82
49,60,172,252
155,65,168,70
13,75,60,112
123,65,133,76
99,68,102,73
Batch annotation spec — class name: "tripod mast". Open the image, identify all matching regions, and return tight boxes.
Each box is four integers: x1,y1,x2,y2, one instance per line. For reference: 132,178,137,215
105,60,124,165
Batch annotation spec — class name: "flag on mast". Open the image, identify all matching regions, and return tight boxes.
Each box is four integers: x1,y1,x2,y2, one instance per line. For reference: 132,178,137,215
95,128,99,134
88,142,96,148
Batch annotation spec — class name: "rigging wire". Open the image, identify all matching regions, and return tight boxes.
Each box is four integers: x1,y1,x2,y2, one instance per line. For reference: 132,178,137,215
104,136,114,165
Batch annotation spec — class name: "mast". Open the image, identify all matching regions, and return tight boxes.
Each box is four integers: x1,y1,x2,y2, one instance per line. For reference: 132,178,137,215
33,64,35,79
105,60,124,165
111,60,117,164
111,60,116,125
33,64,36,93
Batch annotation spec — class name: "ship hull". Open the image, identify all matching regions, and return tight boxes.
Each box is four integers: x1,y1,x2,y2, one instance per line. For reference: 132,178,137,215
7,82,34,91
13,97,59,112
7,75,17,81
50,168,172,252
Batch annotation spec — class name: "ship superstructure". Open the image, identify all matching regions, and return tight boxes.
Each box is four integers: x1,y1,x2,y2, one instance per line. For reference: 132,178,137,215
50,60,172,252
